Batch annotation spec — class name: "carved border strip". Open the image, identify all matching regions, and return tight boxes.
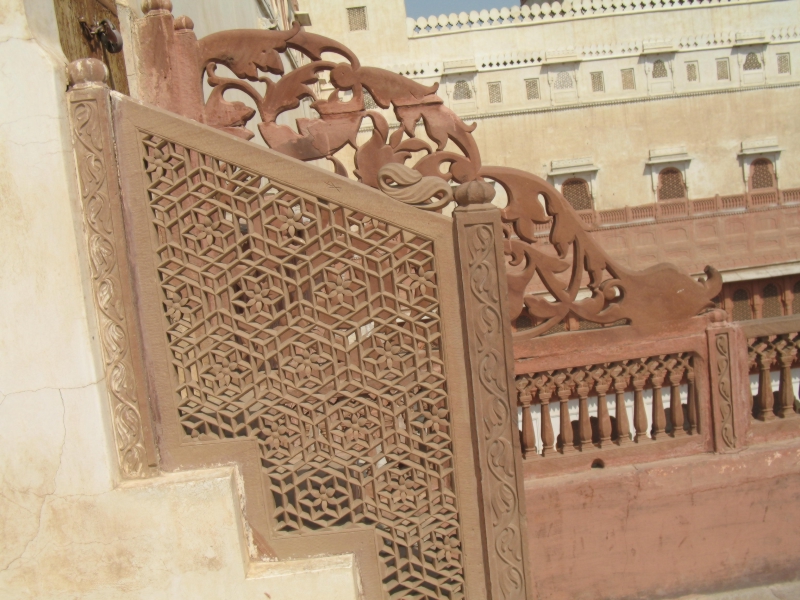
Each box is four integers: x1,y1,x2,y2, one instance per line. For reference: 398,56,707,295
455,207,532,600
714,332,737,449
67,75,156,478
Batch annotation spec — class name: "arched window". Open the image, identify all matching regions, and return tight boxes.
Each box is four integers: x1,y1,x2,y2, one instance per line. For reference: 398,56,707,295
761,284,782,318
652,60,668,79
793,281,800,315
453,80,472,101
658,168,686,201
750,158,775,190
554,71,574,90
561,178,593,211
743,52,762,71
732,289,752,321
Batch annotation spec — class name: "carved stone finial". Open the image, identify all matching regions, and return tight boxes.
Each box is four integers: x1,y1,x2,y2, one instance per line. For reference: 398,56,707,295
454,180,496,207
174,15,194,31
67,58,108,89
142,0,173,15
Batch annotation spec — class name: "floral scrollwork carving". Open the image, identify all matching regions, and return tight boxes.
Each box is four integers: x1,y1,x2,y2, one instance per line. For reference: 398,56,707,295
69,95,148,478
715,333,737,448
163,18,722,337
465,223,527,600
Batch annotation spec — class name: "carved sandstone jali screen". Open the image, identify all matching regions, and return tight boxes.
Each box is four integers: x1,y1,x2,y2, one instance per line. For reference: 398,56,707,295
104,95,530,599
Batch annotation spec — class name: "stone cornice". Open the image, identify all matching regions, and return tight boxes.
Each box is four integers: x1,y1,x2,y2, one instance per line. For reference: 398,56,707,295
407,0,783,39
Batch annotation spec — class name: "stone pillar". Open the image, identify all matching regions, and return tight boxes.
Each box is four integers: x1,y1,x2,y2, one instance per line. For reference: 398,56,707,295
452,180,534,600
66,59,157,478
706,321,752,452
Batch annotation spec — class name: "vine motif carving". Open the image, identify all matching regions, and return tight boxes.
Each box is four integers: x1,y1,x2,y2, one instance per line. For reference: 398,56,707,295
144,10,722,337
466,223,526,600
70,98,147,477
715,333,737,448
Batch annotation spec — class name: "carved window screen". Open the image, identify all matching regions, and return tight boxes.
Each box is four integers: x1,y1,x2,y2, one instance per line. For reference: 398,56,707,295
562,178,593,211
716,58,730,80
657,168,686,201
686,62,698,82
554,71,574,90
525,78,540,100
452,80,472,100
347,6,368,31
621,68,636,90
743,52,762,71
762,284,783,318
112,98,493,600
732,289,753,321
778,53,791,74
751,159,775,189
488,81,503,104
652,60,668,78
590,72,605,92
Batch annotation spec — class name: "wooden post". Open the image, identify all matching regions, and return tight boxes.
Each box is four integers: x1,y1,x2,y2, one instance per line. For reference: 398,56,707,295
452,182,533,600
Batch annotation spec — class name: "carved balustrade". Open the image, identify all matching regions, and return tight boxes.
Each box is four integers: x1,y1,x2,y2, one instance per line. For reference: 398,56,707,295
515,353,697,458
741,315,800,423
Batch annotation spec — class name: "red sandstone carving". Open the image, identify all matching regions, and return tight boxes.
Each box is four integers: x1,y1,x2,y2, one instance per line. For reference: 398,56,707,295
135,8,721,337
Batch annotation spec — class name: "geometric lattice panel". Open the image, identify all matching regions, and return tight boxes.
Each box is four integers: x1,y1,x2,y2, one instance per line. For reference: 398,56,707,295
140,135,465,599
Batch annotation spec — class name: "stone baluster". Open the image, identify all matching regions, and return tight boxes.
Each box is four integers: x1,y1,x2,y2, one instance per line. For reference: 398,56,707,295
667,358,686,436
685,358,697,434
555,372,575,454
592,369,613,447
630,361,650,443
776,337,797,418
755,342,777,421
747,347,757,418
573,370,593,450
647,360,667,440
515,377,539,458
536,377,556,456
610,364,631,445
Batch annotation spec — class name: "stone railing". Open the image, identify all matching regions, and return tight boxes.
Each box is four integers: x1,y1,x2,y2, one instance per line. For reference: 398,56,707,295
535,187,800,235
406,0,778,39
514,312,800,469
516,352,697,457
742,315,800,422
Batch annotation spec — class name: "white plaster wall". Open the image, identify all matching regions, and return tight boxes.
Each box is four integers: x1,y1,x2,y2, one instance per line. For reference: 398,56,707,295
0,2,360,598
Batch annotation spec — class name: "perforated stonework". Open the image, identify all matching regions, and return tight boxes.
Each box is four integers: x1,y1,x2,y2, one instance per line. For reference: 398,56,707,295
140,134,466,599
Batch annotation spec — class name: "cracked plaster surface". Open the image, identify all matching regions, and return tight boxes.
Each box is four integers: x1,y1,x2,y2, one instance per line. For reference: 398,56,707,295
0,1,362,597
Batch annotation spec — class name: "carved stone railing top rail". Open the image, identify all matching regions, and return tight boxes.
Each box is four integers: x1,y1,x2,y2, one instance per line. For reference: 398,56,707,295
134,0,721,340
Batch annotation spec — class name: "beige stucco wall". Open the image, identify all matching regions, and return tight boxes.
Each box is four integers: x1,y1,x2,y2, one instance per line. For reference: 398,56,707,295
0,1,360,598
300,0,800,209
